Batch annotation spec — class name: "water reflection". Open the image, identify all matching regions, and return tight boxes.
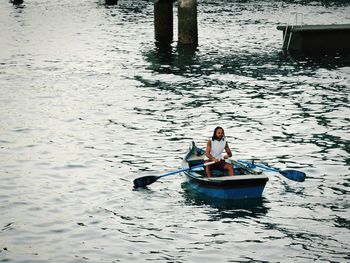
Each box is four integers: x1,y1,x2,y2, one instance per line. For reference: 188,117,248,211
143,44,350,87
143,42,200,74
181,182,270,220
149,42,176,70
281,51,350,67
176,43,198,65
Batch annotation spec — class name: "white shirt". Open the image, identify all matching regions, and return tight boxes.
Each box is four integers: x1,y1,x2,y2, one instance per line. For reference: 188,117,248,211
205,138,226,160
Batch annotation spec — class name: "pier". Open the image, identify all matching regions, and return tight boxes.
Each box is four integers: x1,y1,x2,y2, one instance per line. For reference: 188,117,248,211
11,1,350,53
277,24,350,53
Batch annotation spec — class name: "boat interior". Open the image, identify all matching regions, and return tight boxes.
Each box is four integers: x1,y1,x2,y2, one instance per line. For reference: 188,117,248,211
187,159,253,177
186,143,260,177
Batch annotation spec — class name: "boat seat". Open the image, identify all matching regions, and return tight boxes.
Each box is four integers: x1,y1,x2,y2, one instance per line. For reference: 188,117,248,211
188,160,246,176
211,168,245,177
211,170,228,177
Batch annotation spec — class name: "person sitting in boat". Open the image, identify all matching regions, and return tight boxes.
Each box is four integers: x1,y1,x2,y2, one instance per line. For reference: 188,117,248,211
205,126,234,177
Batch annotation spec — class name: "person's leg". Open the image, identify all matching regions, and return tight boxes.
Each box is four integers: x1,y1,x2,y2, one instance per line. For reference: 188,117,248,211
224,162,234,176
205,160,212,177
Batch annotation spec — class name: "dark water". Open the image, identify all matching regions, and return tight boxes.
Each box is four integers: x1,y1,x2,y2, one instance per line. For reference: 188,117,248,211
1,0,349,262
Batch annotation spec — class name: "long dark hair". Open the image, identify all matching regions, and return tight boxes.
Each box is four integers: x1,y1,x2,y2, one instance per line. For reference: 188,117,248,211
212,126,225,141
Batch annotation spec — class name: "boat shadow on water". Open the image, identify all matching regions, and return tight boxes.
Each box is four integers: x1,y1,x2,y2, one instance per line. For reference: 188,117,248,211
181,182,270,220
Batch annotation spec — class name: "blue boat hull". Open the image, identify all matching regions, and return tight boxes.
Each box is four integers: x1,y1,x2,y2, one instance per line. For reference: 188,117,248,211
184,171,268,200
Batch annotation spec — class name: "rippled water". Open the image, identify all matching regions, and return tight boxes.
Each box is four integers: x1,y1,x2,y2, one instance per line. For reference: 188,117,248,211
1,0,349,262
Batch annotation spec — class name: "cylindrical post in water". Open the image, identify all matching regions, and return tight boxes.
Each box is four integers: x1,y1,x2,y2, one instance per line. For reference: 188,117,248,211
178,0,198,46
154,0,173,44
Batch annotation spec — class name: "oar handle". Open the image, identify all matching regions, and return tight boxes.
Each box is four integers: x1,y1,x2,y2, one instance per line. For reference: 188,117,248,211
133,161,215,188
237,160,306,182
159,161,215,178
191,161,215,170
237,160,278,171
253,163,280,172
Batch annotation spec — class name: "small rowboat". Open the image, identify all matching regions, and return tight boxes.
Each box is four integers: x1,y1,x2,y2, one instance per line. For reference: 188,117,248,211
182,143,269,200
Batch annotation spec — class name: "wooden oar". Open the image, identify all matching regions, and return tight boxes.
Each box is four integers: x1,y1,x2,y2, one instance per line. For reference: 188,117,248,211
237,160,306,182
133,161,215,188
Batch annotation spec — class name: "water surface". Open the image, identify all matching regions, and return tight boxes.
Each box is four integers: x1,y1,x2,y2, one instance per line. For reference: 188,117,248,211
0,0,349,262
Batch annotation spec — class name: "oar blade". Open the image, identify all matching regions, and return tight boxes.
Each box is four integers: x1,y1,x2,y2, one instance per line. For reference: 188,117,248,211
280,170,306,182
133,176,160,188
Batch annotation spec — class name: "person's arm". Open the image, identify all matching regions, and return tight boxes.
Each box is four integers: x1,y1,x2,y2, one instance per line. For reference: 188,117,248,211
224,142,232,159
206,140,220,162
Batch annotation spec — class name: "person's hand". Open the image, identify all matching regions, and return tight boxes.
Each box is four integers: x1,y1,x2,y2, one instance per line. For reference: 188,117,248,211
223,155,229,159
214,158,220,163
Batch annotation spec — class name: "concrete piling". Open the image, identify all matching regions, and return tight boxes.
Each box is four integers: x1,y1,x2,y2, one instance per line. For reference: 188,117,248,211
178,0,198,46
154,0,173,45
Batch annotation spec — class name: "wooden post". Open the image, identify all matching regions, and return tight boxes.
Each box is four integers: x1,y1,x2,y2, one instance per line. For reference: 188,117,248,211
154,0,173,45
178,0,198,46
